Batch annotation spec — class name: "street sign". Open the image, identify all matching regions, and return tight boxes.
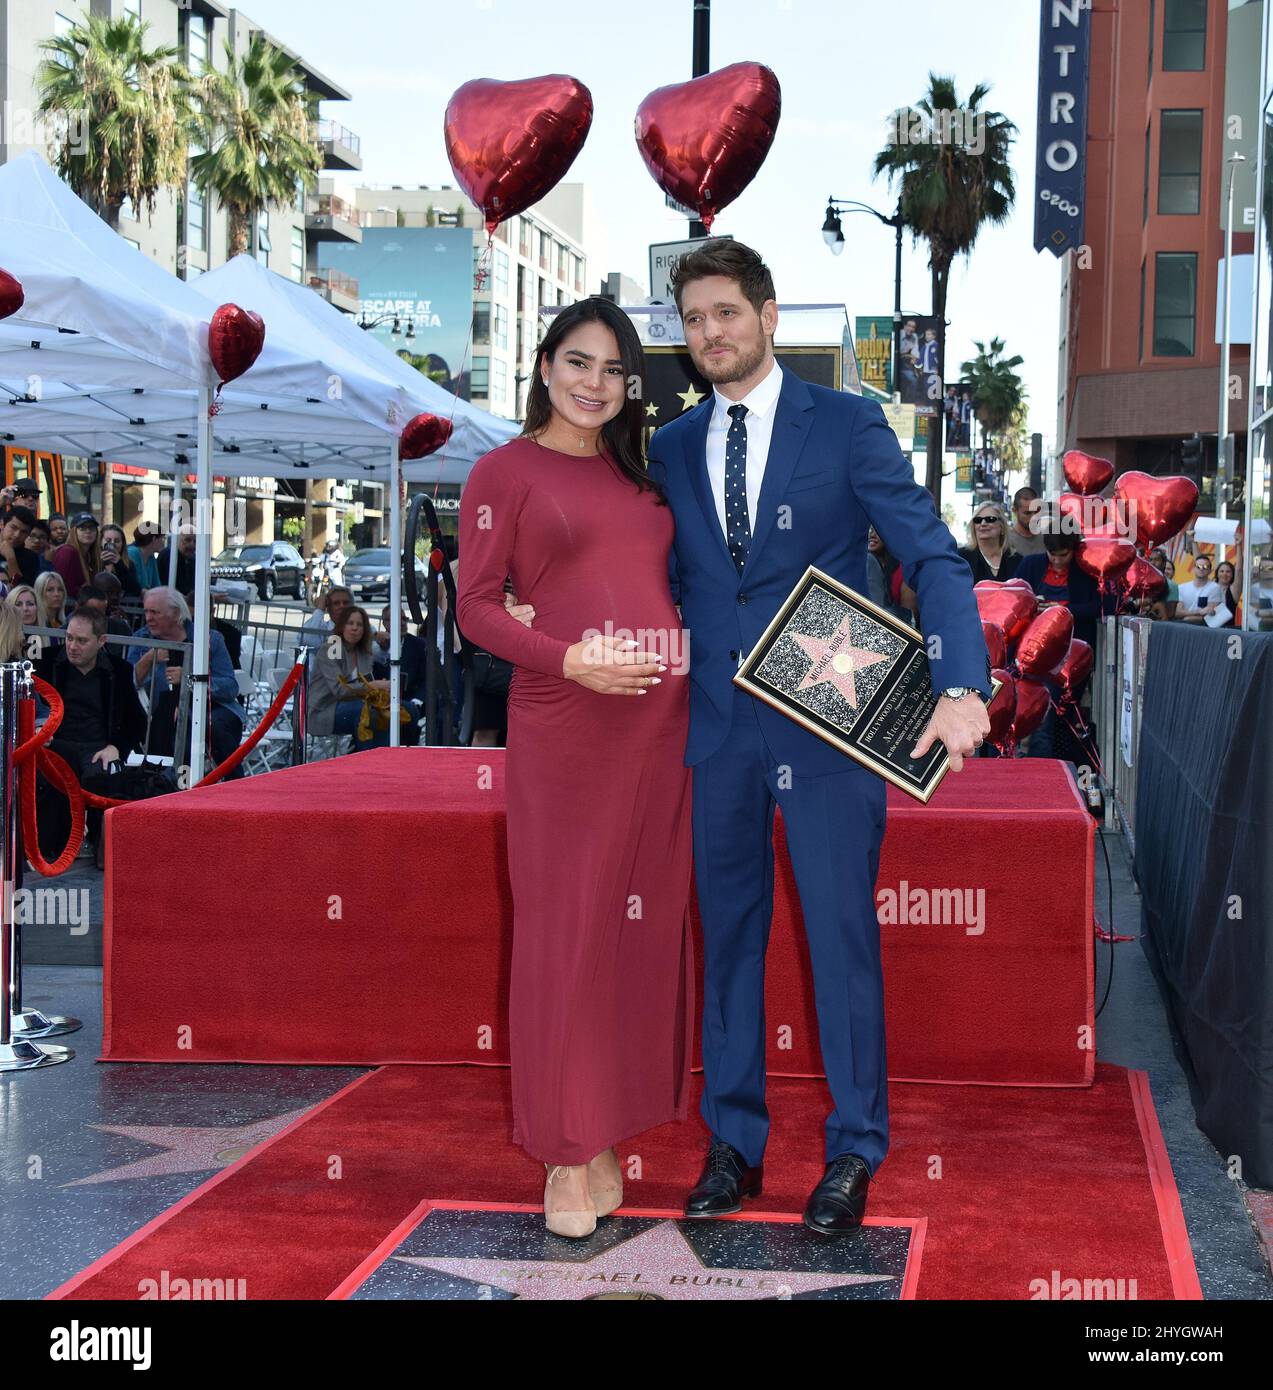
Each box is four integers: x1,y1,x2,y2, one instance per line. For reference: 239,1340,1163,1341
648,235,733,305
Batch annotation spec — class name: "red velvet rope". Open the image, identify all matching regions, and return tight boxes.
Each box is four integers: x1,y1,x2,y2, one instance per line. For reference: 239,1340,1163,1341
14,662,305,876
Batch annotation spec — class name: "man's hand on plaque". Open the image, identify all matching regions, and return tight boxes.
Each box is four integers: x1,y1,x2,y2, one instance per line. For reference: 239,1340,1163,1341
911,691,991,772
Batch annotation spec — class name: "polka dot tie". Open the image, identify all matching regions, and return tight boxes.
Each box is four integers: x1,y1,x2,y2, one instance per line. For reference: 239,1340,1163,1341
724,402,751,575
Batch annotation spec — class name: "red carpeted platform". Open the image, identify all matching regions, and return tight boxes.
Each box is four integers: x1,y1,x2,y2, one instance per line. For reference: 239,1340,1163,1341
101,750,1093,1086
46,1064,1198,1301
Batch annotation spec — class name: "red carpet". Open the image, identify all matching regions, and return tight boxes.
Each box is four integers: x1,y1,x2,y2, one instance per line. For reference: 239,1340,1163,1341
102,751,1093,1086
47,1063,1198,1301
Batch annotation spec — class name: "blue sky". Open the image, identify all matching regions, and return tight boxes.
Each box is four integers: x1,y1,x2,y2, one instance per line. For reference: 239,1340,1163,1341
242,0,1062,445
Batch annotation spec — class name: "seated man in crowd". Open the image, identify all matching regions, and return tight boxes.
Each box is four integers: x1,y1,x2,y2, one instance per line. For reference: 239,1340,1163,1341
127,586,244,777
24,517,54,577
372,605,432,703
300,585,353,649
36,608,147,869
73,581,133,639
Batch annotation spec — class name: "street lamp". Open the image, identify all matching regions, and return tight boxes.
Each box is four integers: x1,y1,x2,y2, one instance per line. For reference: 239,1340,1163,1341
822,196,905,402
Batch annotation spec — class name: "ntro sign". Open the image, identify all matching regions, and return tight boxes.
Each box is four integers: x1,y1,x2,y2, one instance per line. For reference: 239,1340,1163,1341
1034,0,1092,256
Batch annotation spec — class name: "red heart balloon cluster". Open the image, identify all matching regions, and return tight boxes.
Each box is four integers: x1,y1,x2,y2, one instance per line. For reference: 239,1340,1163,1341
400,412,453,461
973,581,1035,644
208,303,265,386
634,62,781,232
1063,450,1114,497
1113,471,1199,550
0,269,23,320
444,75,594,234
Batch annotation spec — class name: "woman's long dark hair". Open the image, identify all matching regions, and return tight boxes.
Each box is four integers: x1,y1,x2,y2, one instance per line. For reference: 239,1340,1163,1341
522,297,667,506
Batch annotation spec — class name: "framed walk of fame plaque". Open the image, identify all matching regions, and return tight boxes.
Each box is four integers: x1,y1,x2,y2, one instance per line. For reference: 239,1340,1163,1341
733,566,998,803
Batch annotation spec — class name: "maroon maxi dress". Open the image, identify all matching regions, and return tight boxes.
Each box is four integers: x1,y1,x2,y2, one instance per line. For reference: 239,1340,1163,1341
456,437,693,1165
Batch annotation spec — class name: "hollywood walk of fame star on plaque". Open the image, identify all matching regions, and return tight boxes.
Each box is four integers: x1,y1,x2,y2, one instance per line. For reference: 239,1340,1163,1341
733,566,998,802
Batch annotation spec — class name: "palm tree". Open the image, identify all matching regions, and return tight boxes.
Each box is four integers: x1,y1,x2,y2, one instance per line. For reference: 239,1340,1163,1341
36,11,192,227
874,75,1017,502
960,336,1025,460
189,33,320,258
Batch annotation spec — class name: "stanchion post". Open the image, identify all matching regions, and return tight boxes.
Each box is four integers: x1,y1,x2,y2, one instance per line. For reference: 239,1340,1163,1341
0,661,73,1070
291,645,309,766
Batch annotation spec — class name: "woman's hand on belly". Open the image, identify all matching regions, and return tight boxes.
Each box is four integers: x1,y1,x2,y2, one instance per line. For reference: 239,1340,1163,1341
563,634,665,695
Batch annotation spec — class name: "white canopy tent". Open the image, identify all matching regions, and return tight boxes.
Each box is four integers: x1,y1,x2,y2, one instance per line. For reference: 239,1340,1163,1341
0,154,513,767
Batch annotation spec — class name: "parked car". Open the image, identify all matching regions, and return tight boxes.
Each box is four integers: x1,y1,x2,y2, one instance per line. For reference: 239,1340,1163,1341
344,548,429,604
211,542,306,600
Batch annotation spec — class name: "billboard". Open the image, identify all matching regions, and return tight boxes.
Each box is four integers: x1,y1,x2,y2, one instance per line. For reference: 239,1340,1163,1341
896,314,941,415
1034,0,1092,257
854,315,893,395
944,380,976,452
317,226,477,397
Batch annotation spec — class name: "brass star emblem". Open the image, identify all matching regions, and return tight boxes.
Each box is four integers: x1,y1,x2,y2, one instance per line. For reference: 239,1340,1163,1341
676,383,706,411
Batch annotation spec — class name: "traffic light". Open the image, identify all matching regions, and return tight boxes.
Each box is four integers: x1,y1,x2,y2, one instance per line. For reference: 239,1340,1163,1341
1181,432,1203,482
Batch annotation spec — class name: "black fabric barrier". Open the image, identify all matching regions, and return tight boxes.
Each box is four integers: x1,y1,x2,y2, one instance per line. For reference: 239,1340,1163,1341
1134,621,1273,1187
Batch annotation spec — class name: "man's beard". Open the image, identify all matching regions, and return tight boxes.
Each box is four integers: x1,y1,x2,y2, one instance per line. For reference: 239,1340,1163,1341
694,332,768,384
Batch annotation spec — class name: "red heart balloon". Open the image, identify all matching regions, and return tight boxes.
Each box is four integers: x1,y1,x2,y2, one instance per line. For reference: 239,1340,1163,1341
0,269,23,320
1002,578,1036,594
1123,556,1168,600
1015,606,1075,678
1113,471,1199,549
1075,536,1136,586
974,583,1035,645
1063,449,1114,496
986,668,1017,747
400,412,453,461
208,303,264,385
1011,678,1051,742
981,621,1007,669
635,62,781,233
444,75,593,234
1057,491,1088,535
1052,638,1093,702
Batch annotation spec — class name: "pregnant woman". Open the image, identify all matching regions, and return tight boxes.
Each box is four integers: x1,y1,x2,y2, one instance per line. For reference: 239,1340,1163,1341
457,297,692,1239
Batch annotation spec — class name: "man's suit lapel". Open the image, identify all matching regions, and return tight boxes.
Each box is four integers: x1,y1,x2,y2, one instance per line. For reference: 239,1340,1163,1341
682,398,735,573
741,367,814,580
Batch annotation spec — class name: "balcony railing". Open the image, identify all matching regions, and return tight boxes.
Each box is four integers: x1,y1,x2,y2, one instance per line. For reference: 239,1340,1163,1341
308,269,359,297
315,119,361,156
306,194,362,225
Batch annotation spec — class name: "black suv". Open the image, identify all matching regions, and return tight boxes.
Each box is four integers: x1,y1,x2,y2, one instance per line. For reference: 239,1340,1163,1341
211,542,306,600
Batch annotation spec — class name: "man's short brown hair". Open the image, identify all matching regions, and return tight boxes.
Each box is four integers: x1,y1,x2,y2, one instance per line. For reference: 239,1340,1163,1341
670,239,776,318
68,607,106,638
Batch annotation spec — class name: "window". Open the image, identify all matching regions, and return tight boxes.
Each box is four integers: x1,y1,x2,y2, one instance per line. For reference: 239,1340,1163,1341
473,304,490,345
517,263,528,312
494,248,509,297
120,195,135,221
122,0,141,19
470,355,489,397
492,358,507,406
290,226,304,283
186,142,206,252
1153,252,1198,356
538,230,549,269
1158,110,1203,214
493,304,508,350
1148,0,1155,77
256,209,270,263
557,243,568,281
1138,260,1147,360
52,11,74,66
187,14,211,73
1143,124,1151,223
1163,0,1206,71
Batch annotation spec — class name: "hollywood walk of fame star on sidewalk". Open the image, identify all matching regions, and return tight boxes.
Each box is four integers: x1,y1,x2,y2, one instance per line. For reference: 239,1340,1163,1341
395,1219,896,1301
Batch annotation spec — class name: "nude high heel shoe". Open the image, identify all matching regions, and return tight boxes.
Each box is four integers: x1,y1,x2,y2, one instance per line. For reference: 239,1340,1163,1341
543,1164,597,1238
588,1148,623,1218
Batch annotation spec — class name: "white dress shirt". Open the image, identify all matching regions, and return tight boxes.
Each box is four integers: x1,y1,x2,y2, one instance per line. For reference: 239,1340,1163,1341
705,357,783,543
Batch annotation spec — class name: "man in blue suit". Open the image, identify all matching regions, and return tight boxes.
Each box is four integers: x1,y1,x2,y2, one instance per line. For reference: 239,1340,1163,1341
646,240,992,1235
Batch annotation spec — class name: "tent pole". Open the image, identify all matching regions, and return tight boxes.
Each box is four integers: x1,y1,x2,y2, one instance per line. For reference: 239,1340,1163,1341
389,440,402,747
189,385,212,785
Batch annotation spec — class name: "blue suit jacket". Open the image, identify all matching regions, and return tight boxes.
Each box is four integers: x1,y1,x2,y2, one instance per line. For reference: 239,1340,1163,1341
646,365,991,774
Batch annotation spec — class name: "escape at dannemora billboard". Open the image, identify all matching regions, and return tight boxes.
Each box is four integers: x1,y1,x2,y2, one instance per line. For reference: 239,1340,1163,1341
317,226,477,399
